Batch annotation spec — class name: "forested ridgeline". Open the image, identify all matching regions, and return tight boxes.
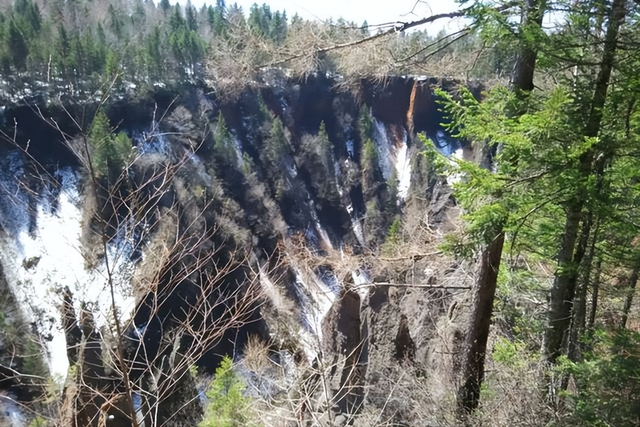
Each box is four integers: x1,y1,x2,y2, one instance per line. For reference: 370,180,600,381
0,0,506,100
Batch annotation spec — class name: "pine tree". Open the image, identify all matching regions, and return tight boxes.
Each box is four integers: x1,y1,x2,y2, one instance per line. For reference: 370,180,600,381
88,110,131,180
54,23,70,77
185,0,198,32
7,19,28,71
160,0,171,15
448,0,548,413
199,356,253,427
108,4,125,40
269,11,286,44
146,25,163,78
213,112,237,167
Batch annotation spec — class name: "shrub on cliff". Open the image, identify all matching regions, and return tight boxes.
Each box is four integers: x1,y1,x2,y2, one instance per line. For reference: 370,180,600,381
558,329,640,427
200,356,257,427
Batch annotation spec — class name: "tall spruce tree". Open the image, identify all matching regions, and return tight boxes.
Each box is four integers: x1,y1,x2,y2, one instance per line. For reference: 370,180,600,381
451,0,548,413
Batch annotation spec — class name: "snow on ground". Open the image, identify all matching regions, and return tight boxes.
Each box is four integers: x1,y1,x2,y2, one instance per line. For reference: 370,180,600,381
0,162,136,380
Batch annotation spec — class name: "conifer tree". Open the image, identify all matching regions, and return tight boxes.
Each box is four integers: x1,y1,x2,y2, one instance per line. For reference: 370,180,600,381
7,20,28,71
543,0,629,363
88,110,132,180
160,0,171,15
213,112,237,167
451,0,548,412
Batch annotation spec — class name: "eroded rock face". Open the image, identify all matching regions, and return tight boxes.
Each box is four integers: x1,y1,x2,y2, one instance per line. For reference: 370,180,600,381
316,250,473,426
322,289,365,415
0,74,473,426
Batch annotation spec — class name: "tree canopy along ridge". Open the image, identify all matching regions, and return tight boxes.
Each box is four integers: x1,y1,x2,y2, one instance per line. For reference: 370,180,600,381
0,0,521,102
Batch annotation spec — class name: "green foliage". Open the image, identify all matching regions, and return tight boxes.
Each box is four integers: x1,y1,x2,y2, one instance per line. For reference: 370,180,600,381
199,356,256,427
28,416,47,427
558,329,640,427
361,138,378,171
262,116,290,198
269,11,287,44
104,49,121,83
160,0,171,14
304,121,340,202
241,152,255,176
386,217,401,243
266,117,289,164
185,1,198,32
7,19,28,71
208,1,228,36
88,110,132,179
494,266,547,343
384,171,399,212
248,3,271,37
363,199,384,245
381,216,402,254
316,121,333,171
358,106,374,141
145,26,164,77
247,3,286,43
492,337,538,369
361,136,382,198
0,0,514,95
21,338,48,379
434,86,586,255
213,112,237,167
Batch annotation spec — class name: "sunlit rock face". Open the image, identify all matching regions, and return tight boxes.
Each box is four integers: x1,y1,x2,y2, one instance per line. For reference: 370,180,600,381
0,75,469,422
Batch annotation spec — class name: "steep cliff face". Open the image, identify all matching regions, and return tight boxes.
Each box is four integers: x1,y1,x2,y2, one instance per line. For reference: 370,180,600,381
0,73,473,426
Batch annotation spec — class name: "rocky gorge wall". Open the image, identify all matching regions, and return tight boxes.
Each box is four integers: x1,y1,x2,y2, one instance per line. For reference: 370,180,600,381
0,73,478,426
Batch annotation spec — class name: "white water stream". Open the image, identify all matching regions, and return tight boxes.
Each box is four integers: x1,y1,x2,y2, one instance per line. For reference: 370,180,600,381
394,130,412,201
373,119,393,180
373,119,412,201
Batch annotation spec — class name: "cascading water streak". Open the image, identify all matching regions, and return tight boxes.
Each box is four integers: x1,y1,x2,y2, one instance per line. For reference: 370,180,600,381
373,119,412,201
395,130,412,201
373,119,393,180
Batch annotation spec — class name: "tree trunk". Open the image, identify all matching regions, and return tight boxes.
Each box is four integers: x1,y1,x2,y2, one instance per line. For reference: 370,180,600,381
587,257,602,331
457,230,505,413
621,260,640,329
545,205,584,362
544,0,627,363
568,220,599,362
512,0,547,93
456,0,547,414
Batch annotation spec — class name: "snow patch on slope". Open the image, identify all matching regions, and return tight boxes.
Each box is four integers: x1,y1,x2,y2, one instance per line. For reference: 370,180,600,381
0,158,135,381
